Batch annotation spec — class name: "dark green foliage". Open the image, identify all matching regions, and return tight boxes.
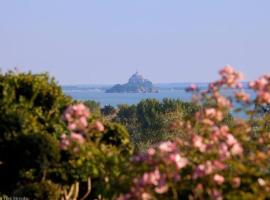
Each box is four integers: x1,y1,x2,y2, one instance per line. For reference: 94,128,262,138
83,100,101,116
13,181,61,200
9,134,60,174
101,122,132,152
0,71,71,195
115,98,199,150
101,104,117,116
0,71,72,140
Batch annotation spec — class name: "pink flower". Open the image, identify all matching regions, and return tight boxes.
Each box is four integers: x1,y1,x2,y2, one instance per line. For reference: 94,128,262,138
159,141,176,152
213,174,225,185
236,82,243,89
202,118,215,126
60,134,70,150
256,77,268,90
169,153,188,169
92,120,105,132
212,160,226,170
204,161,214,175
219,143,230,159
155,184,168,194
205,108,216,118
219,65,243,88
192,135,206,152
216,95,231,109
231,143,243,156
141,192,152,200
219,65,234,75
248,81,255,88
226,134,237,146
147,148,156,156
67,122,77,131
186,84,198,92
235,91,250,102
70,132,85,144
209,189,223,200
193,161,214,179
257,91,270,104
140,169,162,187
220,125,229,135
232,177,241,188
79,117,88,128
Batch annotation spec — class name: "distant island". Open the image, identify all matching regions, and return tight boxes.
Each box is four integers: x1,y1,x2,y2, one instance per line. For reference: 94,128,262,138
106,72,158,93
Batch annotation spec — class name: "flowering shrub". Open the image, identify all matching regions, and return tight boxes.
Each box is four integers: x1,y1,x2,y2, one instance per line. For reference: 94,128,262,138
53,103,132,199
118,66,270,200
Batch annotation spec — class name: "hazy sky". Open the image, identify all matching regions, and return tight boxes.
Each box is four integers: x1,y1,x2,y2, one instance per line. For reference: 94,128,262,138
1,1,270,84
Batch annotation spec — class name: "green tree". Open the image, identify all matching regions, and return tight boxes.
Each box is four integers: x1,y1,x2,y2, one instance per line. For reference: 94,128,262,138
83,100,101,116
0,71,71,195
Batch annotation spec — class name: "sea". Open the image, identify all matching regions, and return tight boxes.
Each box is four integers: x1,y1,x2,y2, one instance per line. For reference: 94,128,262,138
62,83,255,107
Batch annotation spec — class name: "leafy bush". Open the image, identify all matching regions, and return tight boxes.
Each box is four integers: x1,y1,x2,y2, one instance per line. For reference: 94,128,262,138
13,181,61,200
83,100,101,116
0,71,71,194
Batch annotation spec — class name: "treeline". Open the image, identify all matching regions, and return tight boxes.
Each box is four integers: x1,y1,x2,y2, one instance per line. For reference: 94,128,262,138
84,99,199,151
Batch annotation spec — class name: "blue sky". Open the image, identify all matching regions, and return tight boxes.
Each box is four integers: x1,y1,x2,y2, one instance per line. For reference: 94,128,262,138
1,1,270,84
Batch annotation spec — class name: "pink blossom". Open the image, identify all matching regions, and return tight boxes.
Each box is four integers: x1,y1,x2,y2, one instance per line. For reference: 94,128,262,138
256,77,268,90
67,123,77,131
212,160,226,170
205,108,216,118
235,91,250,102
220,125,229,135
141,192,152,200
204,108,223,121
159,141,176,152
202,118,215,126
192,135,206,152
204,160,214,175
231,143,243,156
257,91,270,104
236,82,243,89
70,132,85,144
141,169,160,186
219,65,243,88
258,178,266,186
186,84,198,92
169,153,188,169
92,120,105,132
60,134,70,150
232,177,241,188
193,161,214,179
213,174,225,185
209,189,223,200
147,148,156,156
79,117,88,128
219,65,234,75
226,134,237,146
193,164,205,179
248,80,255,88
219,143,230,159
155,184,169,194
216,95,231,109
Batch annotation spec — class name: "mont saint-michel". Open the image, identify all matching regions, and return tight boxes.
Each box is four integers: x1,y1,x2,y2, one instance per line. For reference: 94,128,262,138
106,72,158,93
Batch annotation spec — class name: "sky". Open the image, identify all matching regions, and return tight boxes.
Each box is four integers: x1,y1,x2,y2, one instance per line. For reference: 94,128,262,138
0,1,270,85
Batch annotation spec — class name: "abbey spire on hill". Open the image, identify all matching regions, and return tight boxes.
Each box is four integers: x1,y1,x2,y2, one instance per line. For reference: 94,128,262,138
106,72,158,93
